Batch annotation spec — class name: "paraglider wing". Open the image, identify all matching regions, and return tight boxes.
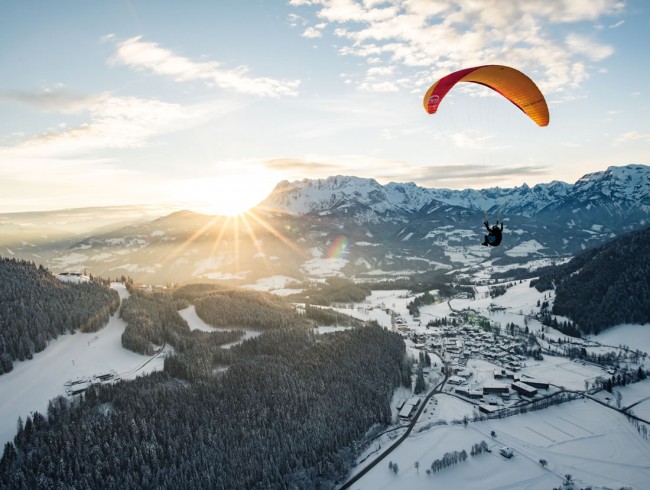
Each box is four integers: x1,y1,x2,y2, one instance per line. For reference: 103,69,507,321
423,65,549,126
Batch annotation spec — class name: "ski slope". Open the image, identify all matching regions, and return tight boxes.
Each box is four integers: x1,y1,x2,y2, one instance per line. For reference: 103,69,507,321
0,284,168,448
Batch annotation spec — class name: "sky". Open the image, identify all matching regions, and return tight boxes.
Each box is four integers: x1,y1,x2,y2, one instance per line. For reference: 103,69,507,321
1,0,649,216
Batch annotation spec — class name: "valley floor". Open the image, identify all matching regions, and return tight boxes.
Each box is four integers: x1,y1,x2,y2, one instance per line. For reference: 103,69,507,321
1,278,648,489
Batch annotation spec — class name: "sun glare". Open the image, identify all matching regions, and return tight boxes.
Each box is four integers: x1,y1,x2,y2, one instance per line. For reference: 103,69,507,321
175,175,276,216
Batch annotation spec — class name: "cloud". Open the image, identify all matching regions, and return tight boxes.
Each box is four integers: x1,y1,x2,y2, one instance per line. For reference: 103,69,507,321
358,80,400,92
614,131,650,145
1,93,211,160
262,157,342,173
289,0,623,95
110,36,300,97
0,90,240,200
257,153,548,189
411,164,549,185
303,26,323,38
1,87,102,114
443,129,500,150
565,33,614,61
303,22,327,38
0,90,222,210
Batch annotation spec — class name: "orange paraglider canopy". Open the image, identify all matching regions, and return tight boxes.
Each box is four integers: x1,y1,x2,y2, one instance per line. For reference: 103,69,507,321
423,65,549,126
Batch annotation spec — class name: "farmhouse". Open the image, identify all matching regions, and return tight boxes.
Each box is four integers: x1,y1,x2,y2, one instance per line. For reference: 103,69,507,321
454,368,473,379
455,387,483,399
483,383,509,395
511,381,538,397
447,375,466,385
519,378,550,390
479,404,501,415
399,396,421,419
494,368,516,380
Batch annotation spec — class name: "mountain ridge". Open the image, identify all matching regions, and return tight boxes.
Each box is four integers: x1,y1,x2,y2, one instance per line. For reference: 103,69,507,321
2,164,648,285
260,164,649,221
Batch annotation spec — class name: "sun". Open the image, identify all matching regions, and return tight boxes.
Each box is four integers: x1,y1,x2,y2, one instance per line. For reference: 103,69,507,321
175,174,276,216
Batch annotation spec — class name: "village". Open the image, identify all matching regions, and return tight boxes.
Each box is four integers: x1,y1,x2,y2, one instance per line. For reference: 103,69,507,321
320,279,648,427
331,278,650,489
395,315,555,421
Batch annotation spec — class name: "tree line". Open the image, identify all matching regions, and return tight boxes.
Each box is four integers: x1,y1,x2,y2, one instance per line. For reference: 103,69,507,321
0,257,119,375
304,304,365,327
1,325,406,489
368,269,475,298
287,278,371,306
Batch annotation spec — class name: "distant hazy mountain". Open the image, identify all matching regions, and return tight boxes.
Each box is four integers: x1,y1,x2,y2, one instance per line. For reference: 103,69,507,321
0,204,175,268
2,165,648,284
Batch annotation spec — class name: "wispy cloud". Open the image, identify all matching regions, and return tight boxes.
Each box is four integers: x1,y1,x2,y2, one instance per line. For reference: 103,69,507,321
1,87,102,114
0,90,215,210
256,154,548,189
1,92,211,159
109,36,301,97
0,86,239,212
565,33,614,61
444,129,500,150
289,0,623,95
412,164,549,186
262,157,342,173
614,130,650,145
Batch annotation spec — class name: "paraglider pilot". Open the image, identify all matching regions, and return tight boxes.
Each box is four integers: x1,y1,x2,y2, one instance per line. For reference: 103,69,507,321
482,220,503,247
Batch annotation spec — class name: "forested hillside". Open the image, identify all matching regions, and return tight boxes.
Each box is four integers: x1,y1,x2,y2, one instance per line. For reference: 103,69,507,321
174,283,311,329
119,290,195,355
286,278,371,305
532,226,650,334
0,325,407,489
195,289,311,329
0,257,119,375
120,284,313,380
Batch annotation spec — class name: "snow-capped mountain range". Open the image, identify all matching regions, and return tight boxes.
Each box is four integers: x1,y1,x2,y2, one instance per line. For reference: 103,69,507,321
261,164,649,221
1,164,648,284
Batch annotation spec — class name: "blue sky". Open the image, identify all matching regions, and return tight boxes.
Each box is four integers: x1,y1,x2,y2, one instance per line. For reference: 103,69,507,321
1,0,648,215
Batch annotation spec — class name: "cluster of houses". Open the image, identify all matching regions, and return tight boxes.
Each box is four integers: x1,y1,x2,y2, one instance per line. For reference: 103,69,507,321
433,325,529,372
396,311,553,418
450,367,550,412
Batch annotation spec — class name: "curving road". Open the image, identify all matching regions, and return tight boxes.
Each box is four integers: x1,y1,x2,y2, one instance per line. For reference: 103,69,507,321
338,355,449,489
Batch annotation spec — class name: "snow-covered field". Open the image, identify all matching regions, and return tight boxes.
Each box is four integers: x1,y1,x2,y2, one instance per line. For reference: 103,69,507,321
353,399,650,490
589,323,650,354
177,305,262,346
